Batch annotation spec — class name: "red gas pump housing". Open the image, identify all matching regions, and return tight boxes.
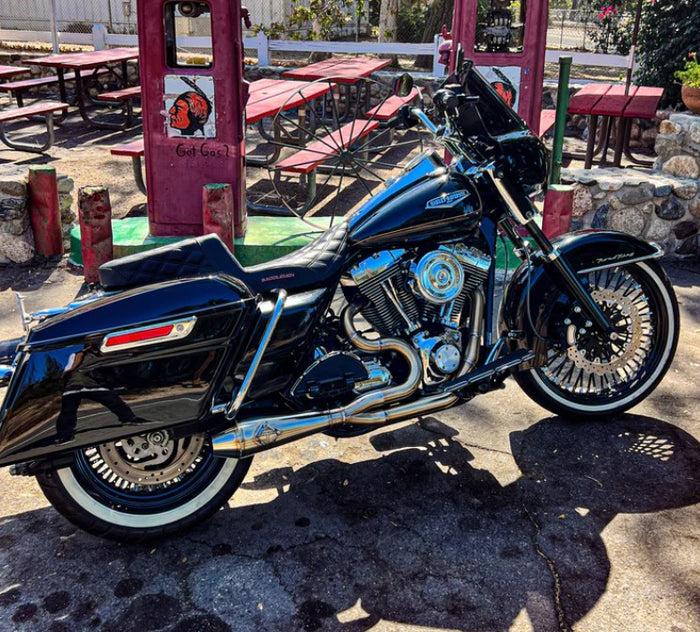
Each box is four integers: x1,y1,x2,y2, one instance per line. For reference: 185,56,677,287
137,0,247,237
451,0,548,134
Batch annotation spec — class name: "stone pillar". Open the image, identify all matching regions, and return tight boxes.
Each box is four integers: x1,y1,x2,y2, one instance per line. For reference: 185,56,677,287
0,176,35,264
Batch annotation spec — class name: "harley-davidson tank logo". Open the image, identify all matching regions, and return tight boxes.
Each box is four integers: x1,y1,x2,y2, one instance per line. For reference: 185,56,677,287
426,190,470,210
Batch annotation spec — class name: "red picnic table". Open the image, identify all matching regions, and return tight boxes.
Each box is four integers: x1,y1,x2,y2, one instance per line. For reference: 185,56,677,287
283,56,393,128
28,47,139,130
282,56,392,83
246,78,334,124
567,82,664,168
0,65,30,81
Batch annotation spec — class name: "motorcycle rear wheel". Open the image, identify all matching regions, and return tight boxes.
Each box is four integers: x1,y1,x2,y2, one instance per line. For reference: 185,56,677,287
36,430,251,540
514,260,679,417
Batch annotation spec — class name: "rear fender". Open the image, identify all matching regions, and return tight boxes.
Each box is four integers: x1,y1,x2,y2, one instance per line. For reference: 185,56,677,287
500,230,663,360
0,276,256,466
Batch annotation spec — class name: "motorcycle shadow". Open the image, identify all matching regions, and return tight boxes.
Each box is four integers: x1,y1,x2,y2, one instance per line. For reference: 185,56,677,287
0,414,697,632
222,413,700,631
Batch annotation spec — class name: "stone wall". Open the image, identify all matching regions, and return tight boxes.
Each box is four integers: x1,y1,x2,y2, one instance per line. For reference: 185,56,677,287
0,166,75,264
561,112,700,256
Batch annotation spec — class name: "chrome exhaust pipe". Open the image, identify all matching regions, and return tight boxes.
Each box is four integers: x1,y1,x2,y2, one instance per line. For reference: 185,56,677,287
213,290,487,458
213,302,422,457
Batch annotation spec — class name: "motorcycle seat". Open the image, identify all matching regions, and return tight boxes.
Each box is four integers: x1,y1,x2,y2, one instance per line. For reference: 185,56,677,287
97,221,349,295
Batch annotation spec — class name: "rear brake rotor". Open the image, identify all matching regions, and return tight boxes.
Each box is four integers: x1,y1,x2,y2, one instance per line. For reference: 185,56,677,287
95,432,205,486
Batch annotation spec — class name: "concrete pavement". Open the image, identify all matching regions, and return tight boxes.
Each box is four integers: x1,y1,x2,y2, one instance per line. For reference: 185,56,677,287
0,257,697,632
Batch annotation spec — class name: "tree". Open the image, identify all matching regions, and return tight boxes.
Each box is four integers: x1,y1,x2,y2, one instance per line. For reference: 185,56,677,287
378,0,400,42
635,0,700,108
415,0,453,69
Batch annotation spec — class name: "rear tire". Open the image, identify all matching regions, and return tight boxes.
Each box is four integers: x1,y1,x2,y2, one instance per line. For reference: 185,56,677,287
514,261,679,418
36,430,251,540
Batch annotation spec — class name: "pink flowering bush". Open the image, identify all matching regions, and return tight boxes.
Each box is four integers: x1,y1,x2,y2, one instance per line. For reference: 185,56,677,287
592,3,631,55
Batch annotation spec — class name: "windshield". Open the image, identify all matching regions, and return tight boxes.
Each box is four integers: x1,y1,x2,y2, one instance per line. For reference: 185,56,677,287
452,62,530,138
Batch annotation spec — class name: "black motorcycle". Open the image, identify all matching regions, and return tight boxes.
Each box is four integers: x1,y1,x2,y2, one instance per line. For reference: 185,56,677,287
0,61,679,540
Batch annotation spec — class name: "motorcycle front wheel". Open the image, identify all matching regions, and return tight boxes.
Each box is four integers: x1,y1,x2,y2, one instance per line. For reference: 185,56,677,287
514,260,679,418
36,430,251,540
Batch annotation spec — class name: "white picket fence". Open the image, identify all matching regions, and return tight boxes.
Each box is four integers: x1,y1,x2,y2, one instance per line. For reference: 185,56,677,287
0,26,630,75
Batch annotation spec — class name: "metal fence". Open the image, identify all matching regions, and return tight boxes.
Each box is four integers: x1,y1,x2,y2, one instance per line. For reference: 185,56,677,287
0,2,632,68
0,0,135,34
548,8,634,55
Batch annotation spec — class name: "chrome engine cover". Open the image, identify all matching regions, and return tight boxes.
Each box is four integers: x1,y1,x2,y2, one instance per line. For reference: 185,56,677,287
345,243,492,382
410,250,464,304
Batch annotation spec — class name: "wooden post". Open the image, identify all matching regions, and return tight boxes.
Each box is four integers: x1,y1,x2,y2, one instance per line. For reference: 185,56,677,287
27,165,63,257
78,186,113,283
202,183,234,251
542,184,574,239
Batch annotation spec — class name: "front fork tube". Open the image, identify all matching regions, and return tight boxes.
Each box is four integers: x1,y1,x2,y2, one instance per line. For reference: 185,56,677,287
528,220,613,335
489,171,613,335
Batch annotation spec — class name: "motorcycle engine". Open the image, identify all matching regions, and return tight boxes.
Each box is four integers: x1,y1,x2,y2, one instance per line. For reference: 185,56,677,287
344,244,491,384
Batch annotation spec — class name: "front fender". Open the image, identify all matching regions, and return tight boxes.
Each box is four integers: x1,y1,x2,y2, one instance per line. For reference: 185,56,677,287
500,230,663,356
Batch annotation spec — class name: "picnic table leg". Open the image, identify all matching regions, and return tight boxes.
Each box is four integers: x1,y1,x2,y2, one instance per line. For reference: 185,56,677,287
13,88,25,108
131,156,147,195
597,116,614,166
584,114,598,169
52,69,68,123
612,116,628,167
0,113,57,153
621,118,655,167
73,67,132,131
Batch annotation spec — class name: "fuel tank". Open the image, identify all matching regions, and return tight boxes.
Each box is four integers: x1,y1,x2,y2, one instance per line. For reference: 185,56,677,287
348,151,482,250
0,276,256,466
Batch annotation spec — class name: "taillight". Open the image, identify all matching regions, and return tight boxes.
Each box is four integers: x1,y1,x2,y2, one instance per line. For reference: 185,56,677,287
100,316,197,352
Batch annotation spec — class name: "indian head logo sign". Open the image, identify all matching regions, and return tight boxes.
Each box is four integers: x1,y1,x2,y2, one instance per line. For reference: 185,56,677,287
163,75,216,138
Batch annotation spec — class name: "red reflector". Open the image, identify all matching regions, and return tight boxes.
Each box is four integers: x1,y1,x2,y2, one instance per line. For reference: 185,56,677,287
105,324,174,348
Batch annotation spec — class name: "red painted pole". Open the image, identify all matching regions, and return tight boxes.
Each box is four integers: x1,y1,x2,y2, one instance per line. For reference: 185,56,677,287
542,184,574,239
78,186,113,283
202,183,234,251
27,165,63,257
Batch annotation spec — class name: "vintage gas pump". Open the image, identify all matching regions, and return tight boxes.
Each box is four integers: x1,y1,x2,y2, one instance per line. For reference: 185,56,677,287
451,0,548,133
137,0,248,237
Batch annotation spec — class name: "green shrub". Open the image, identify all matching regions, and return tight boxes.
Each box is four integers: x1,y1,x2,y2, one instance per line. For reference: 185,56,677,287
635,0,700,108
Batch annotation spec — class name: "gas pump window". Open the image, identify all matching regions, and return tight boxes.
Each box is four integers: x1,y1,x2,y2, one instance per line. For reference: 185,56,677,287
475,0,525,54
164,2,213,68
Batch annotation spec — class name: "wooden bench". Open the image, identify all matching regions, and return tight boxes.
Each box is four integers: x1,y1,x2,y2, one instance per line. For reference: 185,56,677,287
0,65,30,81
538,109,556,138
0,68,109,107
271,119,379,213
97,85,141,103
0,101,69,152
110,137,146,195
95,85,141,127
364,88,419,121
275,119,380,174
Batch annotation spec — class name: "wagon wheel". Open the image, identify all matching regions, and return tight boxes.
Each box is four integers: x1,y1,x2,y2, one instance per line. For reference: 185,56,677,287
255,77,424,227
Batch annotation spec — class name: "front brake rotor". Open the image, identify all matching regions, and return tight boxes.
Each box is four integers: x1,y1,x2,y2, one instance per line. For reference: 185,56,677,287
566,288,645,376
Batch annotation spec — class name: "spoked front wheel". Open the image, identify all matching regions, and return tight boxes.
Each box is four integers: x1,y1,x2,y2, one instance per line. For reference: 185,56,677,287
37,430,251,540
514,260,679,417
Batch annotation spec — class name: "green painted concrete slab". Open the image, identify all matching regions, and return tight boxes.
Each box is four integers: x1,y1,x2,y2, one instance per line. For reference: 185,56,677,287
69,215,539,271
69,215,333,267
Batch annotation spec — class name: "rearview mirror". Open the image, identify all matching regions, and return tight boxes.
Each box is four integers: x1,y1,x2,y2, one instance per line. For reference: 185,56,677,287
393,73,414,98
